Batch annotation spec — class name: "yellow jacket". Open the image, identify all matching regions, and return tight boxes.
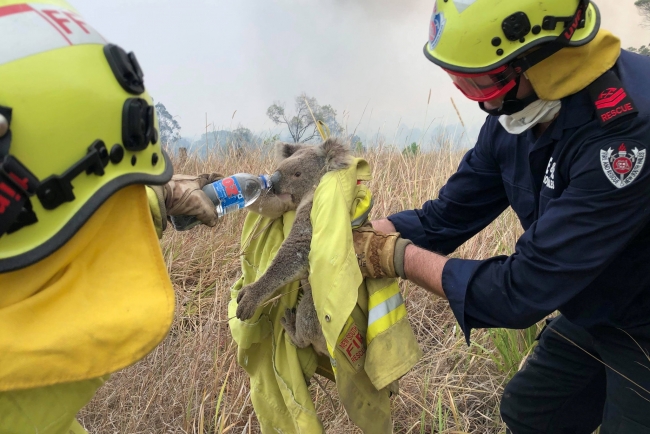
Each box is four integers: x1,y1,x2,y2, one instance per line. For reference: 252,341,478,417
229,158,421,433
0,185,174,432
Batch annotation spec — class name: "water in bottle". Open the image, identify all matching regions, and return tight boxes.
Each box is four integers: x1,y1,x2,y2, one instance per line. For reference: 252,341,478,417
170,173,271,231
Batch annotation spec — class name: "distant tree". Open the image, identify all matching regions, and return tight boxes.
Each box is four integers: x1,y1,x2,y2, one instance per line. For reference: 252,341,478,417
347,134,365,153
636,0,650,25
155,103,181,146
266,93,343,143
227,126,254,156
231,126,253,145
628,2,650,55
263,133,281,147
628,44,650,56
402,142,420,157
176,137,192,148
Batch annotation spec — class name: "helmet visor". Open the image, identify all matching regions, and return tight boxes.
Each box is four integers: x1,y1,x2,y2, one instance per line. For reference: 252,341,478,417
445,65,518,102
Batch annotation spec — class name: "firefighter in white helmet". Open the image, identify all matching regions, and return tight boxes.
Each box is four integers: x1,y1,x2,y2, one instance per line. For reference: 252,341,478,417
0,1,221,432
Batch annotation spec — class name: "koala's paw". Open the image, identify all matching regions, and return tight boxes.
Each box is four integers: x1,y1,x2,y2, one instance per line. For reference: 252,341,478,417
280,308,297,334
236,284,262,320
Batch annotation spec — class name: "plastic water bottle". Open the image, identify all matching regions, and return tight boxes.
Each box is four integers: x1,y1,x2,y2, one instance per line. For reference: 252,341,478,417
170,173,271,231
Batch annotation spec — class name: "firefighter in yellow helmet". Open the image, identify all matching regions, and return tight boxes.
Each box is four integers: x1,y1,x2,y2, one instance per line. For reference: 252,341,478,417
353,0,650,432
0,1,221,432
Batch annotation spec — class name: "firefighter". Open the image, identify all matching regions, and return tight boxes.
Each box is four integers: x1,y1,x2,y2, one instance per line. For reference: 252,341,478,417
0,1,219,432
353,0,650,432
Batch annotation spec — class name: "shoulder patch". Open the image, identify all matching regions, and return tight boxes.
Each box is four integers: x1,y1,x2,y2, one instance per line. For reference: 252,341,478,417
600,143,646,188
588,70,638,128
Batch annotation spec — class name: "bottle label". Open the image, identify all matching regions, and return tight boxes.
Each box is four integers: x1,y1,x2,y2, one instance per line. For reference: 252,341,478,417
212,176,246,213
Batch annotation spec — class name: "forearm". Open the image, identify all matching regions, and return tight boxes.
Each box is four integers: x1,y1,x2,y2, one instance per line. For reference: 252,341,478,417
403,244,448,299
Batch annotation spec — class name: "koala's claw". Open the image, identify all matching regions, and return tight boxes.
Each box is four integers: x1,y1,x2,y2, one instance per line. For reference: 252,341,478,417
235,285,259,320
280,308,298,340
282,308,297,327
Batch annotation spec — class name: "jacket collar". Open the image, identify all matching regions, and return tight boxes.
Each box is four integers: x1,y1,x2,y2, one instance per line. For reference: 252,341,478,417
528,88,595,152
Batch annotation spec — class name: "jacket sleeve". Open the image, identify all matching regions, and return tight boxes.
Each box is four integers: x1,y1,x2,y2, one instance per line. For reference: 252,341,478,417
388,125,510,254
443,137,650,342
146,185,167,239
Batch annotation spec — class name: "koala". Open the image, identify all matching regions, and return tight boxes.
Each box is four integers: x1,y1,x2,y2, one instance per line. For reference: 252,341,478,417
236,138,352,356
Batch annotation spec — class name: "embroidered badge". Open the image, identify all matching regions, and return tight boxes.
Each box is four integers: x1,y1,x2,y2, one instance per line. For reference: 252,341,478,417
600,143,646,188
595,88,635,122
337,322,365,371
543,157,556,190
428,2,446,51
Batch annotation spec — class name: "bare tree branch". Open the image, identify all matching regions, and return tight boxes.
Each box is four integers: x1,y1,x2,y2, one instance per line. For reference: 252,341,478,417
265,93,342,143
636,0,650,26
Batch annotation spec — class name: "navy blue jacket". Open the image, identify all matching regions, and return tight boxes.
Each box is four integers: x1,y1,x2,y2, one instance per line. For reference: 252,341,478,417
389,50,650,341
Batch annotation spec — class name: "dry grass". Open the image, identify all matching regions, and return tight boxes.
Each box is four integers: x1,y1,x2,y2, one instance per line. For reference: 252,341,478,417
79,138,526,434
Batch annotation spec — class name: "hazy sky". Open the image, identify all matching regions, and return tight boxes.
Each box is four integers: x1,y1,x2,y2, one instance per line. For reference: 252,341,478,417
71,0,650,144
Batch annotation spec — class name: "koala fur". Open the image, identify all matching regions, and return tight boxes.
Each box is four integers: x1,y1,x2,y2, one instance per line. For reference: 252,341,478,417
237,138,352,356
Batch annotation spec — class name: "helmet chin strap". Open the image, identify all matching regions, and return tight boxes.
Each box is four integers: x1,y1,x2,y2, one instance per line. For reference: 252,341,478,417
479,75,539,116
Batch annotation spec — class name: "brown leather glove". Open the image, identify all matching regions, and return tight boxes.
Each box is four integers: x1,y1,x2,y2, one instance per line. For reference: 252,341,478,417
150,173,223,229
352,224,412,279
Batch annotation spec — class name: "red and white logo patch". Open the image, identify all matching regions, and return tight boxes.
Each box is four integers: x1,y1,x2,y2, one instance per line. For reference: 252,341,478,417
428,2,446,51
337,322,365,370
600,143,646,188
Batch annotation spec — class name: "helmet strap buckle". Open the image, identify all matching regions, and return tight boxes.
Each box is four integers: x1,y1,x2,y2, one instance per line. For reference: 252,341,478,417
541,15,586,32
511,0,590,75
37,140,110,210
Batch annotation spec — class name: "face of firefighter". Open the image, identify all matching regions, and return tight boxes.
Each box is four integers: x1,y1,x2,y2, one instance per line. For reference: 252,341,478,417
481,73,536,111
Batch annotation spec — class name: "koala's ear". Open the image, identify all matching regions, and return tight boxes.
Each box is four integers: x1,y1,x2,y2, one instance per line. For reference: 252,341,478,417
321,138,352,171
275,142,302,160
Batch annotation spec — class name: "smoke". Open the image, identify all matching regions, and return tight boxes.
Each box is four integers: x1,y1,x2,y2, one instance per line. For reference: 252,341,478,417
72,0,650,139
327,0,432,20
594,0,650,48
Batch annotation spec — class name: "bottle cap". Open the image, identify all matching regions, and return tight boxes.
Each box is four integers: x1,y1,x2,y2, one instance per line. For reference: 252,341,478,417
259,174,271,189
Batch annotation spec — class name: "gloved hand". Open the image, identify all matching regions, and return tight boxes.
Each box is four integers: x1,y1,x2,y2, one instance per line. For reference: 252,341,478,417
352,223,412,279
150,173,223,229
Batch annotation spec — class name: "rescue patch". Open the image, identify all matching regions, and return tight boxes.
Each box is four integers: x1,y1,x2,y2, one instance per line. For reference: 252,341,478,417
588,70,638,128
428,2,446,51
337,322,366,371
600,143,646,189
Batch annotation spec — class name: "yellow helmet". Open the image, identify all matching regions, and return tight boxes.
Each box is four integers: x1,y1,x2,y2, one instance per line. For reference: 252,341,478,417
0,0,172,272
425,0,600,74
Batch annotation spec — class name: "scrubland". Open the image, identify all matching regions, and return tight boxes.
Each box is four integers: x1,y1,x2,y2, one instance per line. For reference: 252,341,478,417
80,139,543,434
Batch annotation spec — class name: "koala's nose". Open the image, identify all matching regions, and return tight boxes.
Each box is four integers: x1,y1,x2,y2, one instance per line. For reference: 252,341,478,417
270,171,281,193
